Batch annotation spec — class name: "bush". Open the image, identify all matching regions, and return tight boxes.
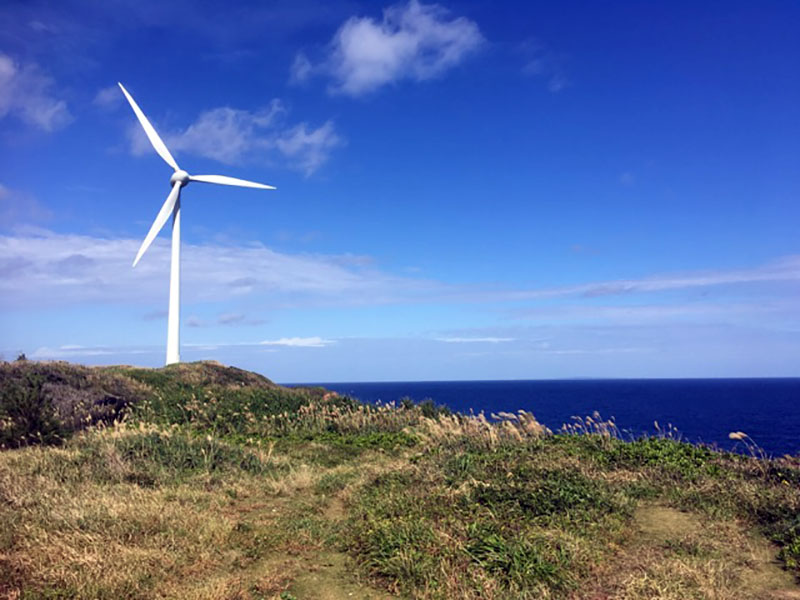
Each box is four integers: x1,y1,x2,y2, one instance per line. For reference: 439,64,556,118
0,362,135,448
0,373,64,448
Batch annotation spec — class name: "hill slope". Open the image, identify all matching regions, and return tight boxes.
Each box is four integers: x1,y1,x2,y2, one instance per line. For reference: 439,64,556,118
1,360,798,599
0,359,331,448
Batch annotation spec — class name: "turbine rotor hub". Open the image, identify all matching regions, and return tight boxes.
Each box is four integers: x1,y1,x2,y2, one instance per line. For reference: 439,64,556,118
170,170,190,187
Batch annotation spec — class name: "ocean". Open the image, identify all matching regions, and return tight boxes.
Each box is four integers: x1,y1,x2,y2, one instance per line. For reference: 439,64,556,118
290,378,800,457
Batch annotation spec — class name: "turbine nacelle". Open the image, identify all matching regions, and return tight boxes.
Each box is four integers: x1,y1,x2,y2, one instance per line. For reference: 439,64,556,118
170,169,191,187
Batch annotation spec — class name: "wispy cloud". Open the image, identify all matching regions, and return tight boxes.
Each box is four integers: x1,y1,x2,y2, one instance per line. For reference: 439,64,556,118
297,0,484,96
275,229,322,244
544,347,654,355
218,312,265,326
218,312,245,325
0,228,442,310
520,39,568,93
0,52,72,131
0,184,52,227
2,229,798,328
29,344,156,359
289,52,313,84
461,256,800,303
259,337,335,348
274,121,342,175
509,301,796,325
20,323,799,380
127,97,341,175
142,309,167,321
185,315,206,328
435,337,515,343
157,101,285,163
93,85,122,109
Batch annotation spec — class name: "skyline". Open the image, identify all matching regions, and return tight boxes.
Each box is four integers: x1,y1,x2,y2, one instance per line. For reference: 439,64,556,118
1,0,799,382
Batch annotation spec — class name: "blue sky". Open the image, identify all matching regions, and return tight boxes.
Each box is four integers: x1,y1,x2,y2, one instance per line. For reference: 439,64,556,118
1,0,799,382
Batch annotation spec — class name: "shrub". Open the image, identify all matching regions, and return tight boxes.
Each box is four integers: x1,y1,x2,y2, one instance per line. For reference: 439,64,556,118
0,373,64,448
0,361,138,448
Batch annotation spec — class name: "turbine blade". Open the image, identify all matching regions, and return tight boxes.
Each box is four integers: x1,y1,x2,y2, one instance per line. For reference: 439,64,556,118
189,174,276,190
118,82,180,172
133,182,182,267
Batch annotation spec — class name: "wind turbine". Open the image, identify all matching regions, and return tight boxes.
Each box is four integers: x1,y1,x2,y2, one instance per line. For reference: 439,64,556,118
118,82,275,366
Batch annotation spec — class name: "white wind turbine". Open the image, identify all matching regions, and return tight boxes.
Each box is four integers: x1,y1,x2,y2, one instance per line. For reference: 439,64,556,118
119,82,275,366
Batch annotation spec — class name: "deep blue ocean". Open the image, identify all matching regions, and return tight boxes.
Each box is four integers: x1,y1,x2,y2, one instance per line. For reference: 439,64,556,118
289,379,800,457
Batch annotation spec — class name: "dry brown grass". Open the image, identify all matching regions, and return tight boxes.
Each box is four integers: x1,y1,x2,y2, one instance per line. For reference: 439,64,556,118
0,423,406,600
416,409,550,448
259,397,429,437
264,463,316,496
1,457,242,597
581,504,799,600
3,429,250,597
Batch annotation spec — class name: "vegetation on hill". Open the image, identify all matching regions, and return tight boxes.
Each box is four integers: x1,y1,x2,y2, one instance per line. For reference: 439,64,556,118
0,359,339,448
1,360,798,599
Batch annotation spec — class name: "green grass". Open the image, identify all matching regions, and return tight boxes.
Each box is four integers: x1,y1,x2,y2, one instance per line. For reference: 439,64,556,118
345,439,634,598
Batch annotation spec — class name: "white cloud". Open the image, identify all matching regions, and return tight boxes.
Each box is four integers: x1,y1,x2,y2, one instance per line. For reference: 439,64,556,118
29,344,155,359
545,347,654,355
93,85,122,109
126,99,341,175
2,228,798,335
0,228,442,310
24,337,332,363
30,346,110,358
275,121,342,175
436,337,515,343
510,301,791,325
0,53,72,131
289,52,313,84
259,337,335,348
460,256,800,304
164,101,285,163
301,0,484,96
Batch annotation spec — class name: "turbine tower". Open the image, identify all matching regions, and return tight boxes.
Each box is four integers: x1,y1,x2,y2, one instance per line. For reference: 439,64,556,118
119,82,275,365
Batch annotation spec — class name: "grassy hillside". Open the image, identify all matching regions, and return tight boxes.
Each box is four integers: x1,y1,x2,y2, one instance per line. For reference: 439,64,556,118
1,360,799,599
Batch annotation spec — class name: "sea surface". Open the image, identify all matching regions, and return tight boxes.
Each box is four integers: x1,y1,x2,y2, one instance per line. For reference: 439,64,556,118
288,379,800,457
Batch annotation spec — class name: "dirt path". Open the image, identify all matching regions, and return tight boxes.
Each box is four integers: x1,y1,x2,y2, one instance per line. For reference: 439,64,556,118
258,455,404,600
286,551,398,600
276,458,404,600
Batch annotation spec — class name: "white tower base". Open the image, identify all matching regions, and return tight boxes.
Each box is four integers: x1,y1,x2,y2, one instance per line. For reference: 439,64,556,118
166,199,181,365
